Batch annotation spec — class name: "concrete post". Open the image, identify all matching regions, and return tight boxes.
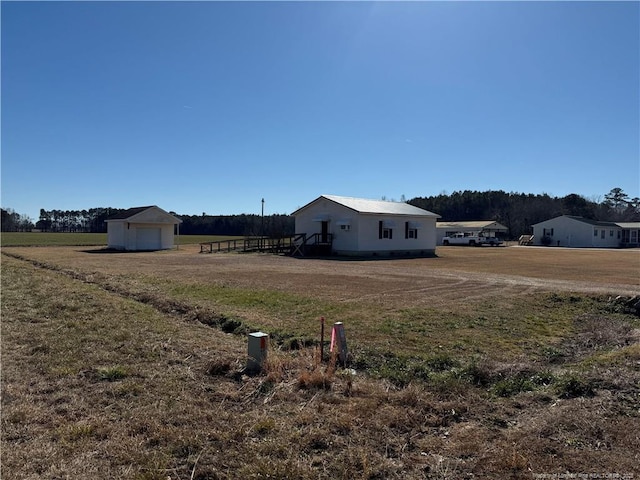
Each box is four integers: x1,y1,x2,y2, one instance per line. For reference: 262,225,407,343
247,332,269,373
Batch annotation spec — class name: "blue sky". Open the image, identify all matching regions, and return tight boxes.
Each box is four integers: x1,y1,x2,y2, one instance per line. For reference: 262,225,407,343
2,1,639,221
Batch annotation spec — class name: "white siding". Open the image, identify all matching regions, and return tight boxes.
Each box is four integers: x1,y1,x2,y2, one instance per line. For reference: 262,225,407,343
106,206,181,251
107,222,126,250
532,216,621,248
294,197,438,256
108,221,176,251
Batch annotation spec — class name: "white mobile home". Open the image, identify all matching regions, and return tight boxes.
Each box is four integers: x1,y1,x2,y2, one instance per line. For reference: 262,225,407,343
105,206,182,251
531,215,621,248
291,195,440,256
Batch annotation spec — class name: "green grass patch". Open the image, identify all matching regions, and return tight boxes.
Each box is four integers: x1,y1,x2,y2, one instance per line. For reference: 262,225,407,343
141,278,617,366
97,365,129,381
0,232,245,247
1,232,107,246
554,373,596,398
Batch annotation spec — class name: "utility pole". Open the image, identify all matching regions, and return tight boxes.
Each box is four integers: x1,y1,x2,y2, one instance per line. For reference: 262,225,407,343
261,198,265,249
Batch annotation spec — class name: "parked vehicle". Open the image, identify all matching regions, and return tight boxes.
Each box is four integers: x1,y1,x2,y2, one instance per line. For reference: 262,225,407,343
481,236,503,246
442,232,503,246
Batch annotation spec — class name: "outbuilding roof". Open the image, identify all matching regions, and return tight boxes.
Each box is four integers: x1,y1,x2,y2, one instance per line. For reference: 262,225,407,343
106,206,157,220
292,195,440,217
105,205,182,224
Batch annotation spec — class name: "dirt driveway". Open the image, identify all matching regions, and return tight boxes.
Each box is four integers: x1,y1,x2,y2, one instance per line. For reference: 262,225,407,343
4,245,639,310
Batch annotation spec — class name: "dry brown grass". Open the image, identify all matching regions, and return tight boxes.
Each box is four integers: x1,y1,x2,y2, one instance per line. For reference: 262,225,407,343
2,246,639,478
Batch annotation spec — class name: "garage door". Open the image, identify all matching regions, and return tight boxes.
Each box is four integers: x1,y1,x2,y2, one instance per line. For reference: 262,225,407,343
136,227,162,250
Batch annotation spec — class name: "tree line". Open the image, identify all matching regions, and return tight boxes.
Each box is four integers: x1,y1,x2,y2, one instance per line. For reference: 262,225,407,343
2,188,638,238
408,188,639,237
0,207,295,237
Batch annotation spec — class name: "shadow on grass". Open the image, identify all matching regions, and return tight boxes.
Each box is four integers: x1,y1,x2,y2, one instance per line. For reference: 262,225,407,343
79,248,164,254
291,252,440,262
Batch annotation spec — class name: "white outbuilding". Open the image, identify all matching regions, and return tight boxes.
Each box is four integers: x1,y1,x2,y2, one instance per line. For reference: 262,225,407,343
291,195,440,256
105,206,182,251
531,215,622,248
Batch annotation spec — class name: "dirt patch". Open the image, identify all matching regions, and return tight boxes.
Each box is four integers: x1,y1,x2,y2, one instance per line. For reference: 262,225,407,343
3,245,639,307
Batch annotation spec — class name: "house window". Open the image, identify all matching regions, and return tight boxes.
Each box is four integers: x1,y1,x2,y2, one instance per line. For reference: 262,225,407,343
601,230,605,239
340,224,350,231
610,230,614,237
594,229,598,237
618,231,621,239
379,220,394,239
405,221,418,239
543,228,554,237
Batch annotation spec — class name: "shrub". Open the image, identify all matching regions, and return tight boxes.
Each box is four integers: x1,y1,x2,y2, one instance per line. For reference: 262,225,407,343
206,359,231,376
97,366,128,382
298,368,333,390
490,370,555,397
425,353,460,372
491,375,535,397
461,359,494,387
541,346,565,364
220,317,242,333
554,373,595,398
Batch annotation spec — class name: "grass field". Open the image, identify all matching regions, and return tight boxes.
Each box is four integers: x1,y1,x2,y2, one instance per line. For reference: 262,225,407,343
2,242,639,478
0,232,244,247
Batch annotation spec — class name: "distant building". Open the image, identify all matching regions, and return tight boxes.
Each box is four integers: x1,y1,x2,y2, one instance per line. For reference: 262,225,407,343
105,206,182,251
617,222,640,247
291,194,440,256
436,220,508,245
531,215,640,248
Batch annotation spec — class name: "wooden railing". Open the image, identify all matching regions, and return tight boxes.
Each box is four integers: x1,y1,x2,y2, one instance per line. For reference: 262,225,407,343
200,239,243,253
200,233,333,256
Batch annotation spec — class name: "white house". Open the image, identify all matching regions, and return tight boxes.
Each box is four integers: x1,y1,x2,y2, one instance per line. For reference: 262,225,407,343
531,215,624,248
436,220,508,245
105,206,182,251
291,195,440,256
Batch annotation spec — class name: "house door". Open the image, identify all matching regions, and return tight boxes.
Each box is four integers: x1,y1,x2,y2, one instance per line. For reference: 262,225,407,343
321,221,328,243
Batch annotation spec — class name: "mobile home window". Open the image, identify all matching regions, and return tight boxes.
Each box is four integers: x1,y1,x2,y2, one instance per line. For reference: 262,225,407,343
405,221,418,239
379,220,394,240
610,230,614,237
601,230,605,239
594,229,598,237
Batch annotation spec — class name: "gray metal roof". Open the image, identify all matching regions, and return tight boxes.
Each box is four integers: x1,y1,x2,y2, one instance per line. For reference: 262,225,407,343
437,220,508,231
318,195,440,217
532,215,620,228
